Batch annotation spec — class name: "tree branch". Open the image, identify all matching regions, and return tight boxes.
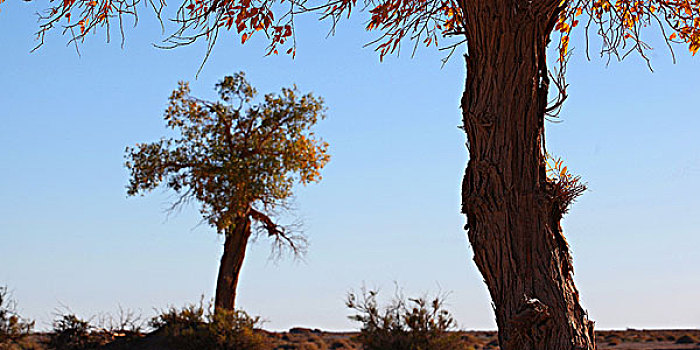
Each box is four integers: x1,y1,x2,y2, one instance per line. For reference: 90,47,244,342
249,207,306,257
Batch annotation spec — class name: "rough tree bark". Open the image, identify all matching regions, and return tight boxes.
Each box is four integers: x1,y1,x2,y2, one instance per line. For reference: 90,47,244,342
459,0,596,349
215,215,252,312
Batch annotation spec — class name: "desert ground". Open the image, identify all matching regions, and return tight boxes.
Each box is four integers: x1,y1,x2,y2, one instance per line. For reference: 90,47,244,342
18,328,700,350
252,329,700,350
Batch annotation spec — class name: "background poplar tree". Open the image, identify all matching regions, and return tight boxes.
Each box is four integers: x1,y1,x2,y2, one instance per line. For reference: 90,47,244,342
125,72,330,311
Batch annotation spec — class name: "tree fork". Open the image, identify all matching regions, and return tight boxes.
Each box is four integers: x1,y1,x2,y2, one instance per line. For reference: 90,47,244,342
460,0,595,349
215,215,252,312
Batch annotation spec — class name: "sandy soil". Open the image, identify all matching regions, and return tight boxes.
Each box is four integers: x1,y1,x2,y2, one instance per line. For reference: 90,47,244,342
103,328,700,349
15,328,700,349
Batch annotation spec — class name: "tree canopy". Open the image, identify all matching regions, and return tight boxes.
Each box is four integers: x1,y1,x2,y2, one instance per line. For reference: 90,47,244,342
28,0,700,63
125,72,329,251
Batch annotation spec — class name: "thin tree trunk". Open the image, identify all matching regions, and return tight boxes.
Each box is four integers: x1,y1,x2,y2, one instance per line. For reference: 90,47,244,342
459,1,596,349
215,215,252,312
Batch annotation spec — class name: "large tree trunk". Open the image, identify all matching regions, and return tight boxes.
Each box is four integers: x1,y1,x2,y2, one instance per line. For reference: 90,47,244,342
459,1,596,349
215,215,252,312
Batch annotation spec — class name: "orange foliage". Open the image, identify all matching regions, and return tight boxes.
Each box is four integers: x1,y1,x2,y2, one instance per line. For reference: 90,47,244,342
361,0,462,59
126,73,329,234
34,0,700,59
557,0,700,60
545,155,587,214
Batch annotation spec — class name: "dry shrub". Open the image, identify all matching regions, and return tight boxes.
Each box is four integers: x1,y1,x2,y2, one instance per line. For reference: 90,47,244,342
101,309,147,346
96,306,145,336
48,305,150,350
347,288,466,350
328,339,354,349
295,342,322,350
306,333,323,344
606,338,621,346
675,334,699,344
150,300,265,350
48,314,102,350
0,286,36,349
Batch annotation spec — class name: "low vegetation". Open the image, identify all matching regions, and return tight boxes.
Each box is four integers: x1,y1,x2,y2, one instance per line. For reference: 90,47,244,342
0,286,36,349
150,300,265,350
48,314,100,350
346,288,467,350
3,285,700,350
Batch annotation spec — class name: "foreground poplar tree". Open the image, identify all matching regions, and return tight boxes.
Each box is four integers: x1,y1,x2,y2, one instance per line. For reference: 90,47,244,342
29,0,700,346
125,73,330,311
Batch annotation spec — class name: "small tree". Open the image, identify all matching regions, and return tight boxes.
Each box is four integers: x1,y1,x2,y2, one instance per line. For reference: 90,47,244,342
125,72,330,311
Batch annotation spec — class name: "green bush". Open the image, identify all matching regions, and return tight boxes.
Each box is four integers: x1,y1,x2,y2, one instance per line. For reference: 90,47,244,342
150,300,266,350
0,286,35,349
347,289,466,350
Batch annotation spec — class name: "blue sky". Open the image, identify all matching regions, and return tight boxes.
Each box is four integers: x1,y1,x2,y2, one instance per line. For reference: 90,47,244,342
1,0,699,332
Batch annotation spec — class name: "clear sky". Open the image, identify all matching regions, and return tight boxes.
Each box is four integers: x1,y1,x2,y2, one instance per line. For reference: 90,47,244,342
1,0,699,332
